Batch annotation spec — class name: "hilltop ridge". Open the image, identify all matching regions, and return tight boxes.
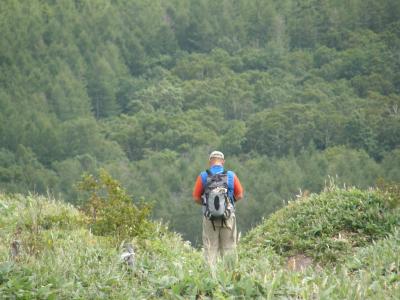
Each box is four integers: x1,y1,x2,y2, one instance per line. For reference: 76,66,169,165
243,185,399,264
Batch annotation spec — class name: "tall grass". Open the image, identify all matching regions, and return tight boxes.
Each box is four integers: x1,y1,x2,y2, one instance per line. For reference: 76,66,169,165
0,186,399,299
243,186,400,264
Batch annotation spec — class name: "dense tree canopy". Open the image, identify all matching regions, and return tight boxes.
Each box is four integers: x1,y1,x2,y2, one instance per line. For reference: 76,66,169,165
0,0,399,244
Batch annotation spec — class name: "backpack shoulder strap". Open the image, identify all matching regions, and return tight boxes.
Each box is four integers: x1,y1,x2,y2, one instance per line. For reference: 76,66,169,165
226,171,235,202
200,170,209,187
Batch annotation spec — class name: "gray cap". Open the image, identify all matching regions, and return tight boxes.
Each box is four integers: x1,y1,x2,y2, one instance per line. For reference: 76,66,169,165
209,151,224,160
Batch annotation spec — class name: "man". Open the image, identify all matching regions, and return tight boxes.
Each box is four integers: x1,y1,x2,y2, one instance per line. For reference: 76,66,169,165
192,151,244,266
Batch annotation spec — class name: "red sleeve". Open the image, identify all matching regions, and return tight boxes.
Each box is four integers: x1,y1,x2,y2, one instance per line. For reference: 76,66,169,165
233,174,244,201
192,175,203,204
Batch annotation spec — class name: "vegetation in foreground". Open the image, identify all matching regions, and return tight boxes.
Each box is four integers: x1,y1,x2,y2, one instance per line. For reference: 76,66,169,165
0,181,399,299
243,183,400,264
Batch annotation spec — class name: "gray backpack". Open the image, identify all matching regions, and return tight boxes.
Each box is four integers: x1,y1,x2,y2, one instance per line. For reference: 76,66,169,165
203,170,233,229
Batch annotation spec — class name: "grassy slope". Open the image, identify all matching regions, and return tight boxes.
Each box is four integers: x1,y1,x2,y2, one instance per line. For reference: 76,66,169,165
0,188,399,299
243,186,399,263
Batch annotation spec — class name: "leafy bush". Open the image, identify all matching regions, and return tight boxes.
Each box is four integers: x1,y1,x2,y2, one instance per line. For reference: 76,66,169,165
77,169,153,241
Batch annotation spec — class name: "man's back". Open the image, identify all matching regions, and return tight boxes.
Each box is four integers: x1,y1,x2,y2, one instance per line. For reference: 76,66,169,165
192,151,244,266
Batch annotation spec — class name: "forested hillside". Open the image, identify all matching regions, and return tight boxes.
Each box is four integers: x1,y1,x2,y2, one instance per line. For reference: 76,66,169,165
1,0,400,244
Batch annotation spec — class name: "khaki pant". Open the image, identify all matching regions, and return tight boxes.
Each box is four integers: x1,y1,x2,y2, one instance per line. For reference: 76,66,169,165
202,215,237,266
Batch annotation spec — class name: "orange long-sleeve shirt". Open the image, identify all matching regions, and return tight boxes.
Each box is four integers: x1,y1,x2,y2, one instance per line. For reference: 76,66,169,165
192,169,244,204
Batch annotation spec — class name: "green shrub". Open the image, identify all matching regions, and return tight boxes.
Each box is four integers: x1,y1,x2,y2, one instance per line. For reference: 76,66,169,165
77,169,153,241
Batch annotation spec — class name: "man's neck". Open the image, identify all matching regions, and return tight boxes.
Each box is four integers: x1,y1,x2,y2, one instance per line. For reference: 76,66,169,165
211,163,223,167
210,164,224,171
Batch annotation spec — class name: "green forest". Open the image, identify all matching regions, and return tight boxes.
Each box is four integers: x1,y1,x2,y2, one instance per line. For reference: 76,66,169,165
1,0,400,245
